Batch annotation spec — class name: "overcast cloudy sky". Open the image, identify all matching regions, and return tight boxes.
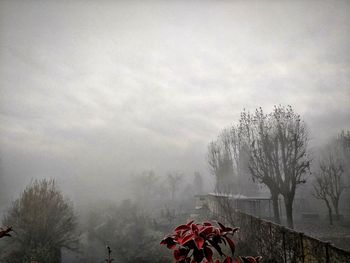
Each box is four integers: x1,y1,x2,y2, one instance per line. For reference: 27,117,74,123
1,0,350,199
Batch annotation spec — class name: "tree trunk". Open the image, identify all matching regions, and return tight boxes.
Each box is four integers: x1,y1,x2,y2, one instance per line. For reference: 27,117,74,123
333,199,340,220
326,200,333,225
284,196,294,229
271,191,281,224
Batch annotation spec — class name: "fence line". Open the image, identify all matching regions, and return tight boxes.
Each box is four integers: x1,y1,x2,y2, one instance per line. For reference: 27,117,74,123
206,195,350,263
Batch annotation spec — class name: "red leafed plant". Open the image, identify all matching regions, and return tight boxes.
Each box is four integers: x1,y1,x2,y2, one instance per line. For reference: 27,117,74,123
160,221,261,263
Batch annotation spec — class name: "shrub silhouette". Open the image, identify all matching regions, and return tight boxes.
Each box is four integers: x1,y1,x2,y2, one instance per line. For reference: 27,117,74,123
1,179,78,263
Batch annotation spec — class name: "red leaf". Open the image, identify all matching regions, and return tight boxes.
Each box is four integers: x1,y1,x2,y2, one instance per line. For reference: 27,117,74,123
194,236,205,249
180,233,195,246
232,227,239,234
208,238,223,256
199,226,214,235
187,220,195,226
175,224,191,232
222,227,239,236
160,236,177,250
191,223,199,233
179,247,189,257
221,237,227,245
214,228,220,235
224,236,235,256
204,247,213,262
0,226,12,239
167,242,176,250
173,248,188,261
193,248,204,262
160,221,249,263
240,256,257,263
217,222,239,233
217,221,226,230
173,249,181,260
255,256,262,263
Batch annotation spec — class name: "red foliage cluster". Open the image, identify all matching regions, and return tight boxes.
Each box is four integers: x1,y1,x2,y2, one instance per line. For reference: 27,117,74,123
160,221,261,263
0,226,12,239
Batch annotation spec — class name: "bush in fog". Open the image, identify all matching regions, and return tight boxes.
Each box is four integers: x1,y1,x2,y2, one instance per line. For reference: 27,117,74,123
1,179,78,263
86,199,170,263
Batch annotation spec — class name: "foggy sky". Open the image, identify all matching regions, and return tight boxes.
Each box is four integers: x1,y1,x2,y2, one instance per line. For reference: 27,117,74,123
1,0,350,199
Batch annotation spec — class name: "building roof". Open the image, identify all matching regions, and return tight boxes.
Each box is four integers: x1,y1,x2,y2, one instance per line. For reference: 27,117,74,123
207,192,271,201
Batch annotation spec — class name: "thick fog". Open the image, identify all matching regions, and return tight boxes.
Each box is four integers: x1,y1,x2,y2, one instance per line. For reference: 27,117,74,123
1,0,349,203
0,2,350,261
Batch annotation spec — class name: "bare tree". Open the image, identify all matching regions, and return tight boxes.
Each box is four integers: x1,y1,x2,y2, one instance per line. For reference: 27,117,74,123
228,125,260,196
338,130,350,154
337,130,350,183
207,123,259,198
240,106,310,228
313,171,334,225
220,126,261,197
167,172,182,200
337,130,350,212
316,133,347,221
239,108,282,224
207,138,235,194
313,131,348,225
320,155,345,220
270,106,310,228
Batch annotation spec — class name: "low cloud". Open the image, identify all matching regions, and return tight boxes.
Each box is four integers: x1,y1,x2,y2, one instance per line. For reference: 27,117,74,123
0,0,349,198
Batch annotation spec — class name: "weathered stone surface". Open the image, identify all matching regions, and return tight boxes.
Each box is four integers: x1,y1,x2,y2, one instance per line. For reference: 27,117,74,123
231,210,350,263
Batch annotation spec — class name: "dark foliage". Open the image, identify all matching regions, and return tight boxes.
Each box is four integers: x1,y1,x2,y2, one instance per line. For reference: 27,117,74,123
0,226,12,238
161,221,261,263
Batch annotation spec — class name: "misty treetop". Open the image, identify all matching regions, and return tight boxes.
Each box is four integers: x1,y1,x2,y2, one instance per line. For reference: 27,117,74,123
1,179,78,263
208,105,311,229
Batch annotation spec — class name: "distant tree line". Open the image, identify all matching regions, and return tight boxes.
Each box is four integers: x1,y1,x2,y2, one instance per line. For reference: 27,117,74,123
313,131,350,224
0,168,205,262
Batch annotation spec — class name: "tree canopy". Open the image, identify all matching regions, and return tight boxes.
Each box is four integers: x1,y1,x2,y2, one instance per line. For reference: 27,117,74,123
1,179,78,263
